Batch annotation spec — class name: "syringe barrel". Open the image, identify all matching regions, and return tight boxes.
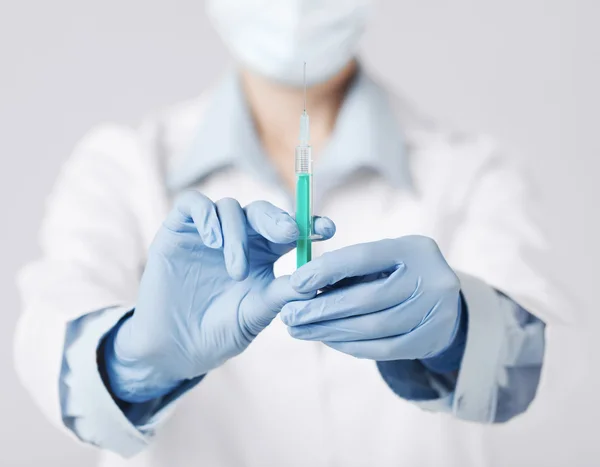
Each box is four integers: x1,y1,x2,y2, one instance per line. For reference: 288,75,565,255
295,145,313,267
295,145,312,174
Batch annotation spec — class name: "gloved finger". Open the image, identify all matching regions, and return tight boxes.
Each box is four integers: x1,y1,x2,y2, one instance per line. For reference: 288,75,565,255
280,264,414,326
239,276,316,337
286,289,437,342
312,216,336,241
323,309,457,360
319,273,383,294
290,239,400,293
216,198,249,281
262,215,337,260
322,336,413,361
244,200,299,244
262,275,317,311
163,190,222,248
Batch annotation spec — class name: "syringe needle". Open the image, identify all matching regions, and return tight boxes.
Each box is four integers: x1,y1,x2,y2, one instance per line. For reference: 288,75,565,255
303,61,307,112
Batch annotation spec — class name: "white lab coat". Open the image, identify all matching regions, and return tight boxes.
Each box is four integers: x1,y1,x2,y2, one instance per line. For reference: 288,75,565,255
14,76,578,466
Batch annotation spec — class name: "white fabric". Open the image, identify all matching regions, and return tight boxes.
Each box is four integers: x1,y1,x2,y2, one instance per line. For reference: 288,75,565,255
14,84,570,466
206,0,372,85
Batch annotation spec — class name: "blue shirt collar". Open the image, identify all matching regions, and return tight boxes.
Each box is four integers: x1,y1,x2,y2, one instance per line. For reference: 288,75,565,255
167,68,411,195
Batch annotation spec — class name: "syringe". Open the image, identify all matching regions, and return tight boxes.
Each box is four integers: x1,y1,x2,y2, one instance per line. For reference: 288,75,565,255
295,62,313,268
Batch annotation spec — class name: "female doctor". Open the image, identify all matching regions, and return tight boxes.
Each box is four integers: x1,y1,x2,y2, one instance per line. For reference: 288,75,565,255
14,1,565,466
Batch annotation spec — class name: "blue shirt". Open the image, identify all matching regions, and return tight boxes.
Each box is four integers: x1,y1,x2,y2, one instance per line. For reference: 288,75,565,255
59,70,546,456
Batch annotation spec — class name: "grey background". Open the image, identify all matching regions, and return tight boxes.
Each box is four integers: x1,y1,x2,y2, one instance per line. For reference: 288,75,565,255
0,1,597,465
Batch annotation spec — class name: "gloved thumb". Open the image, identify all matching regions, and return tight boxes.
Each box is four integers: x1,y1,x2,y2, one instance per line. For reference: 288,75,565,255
239,276,316,337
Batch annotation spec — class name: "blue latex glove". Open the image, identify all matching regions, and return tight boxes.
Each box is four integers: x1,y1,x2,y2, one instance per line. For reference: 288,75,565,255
104,191,335,403
280,236,462,361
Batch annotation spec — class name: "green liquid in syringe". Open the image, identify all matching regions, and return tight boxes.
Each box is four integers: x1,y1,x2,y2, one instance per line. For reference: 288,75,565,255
296,173,312,268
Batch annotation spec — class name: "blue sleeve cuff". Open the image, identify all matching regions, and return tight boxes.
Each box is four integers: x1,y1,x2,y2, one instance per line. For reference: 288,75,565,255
376,293,467,401
376,273,545,424
376,359,456,401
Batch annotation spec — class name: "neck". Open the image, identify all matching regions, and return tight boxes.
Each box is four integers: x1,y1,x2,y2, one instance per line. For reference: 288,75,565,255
240,60,357,189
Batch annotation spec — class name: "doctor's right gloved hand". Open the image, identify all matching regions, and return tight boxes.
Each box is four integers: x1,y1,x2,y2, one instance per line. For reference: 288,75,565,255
101,191,335,404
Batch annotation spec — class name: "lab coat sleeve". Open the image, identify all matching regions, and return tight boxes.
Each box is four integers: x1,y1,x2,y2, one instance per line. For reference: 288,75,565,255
60,307,202,456
380,139,569,423
442,141,570,423
13,124,172,455
449,274,546,422
61,307,152,455
377,291,544,423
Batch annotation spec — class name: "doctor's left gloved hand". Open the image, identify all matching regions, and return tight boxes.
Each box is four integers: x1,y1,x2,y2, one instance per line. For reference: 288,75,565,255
281,236,464,364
